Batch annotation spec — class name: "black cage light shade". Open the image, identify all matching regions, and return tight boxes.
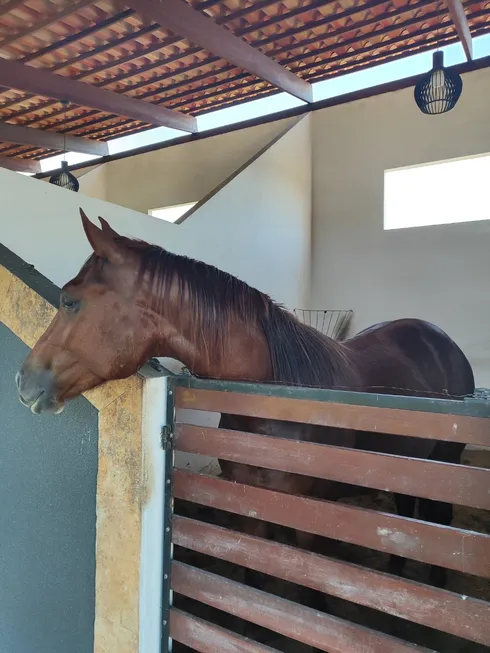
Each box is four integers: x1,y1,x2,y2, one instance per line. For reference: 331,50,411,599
414,51,463,115
49,159,80,192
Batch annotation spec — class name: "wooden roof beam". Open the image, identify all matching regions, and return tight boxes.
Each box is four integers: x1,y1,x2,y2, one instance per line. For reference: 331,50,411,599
442,0,473,60
0,58,197,133
0,122,109,156
124,0,313,103
0,156,41,173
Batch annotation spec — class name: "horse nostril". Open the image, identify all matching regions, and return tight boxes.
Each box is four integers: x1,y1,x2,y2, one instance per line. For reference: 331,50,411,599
16,366,62,414
15,367,50,404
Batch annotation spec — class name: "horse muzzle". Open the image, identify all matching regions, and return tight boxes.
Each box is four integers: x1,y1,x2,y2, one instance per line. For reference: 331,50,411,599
15,366,65,415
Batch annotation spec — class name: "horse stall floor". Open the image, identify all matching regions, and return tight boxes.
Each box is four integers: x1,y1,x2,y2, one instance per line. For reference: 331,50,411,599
171,447,490,653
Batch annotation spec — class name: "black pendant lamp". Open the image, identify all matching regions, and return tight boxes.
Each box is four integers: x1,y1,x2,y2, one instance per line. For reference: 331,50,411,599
49,134,79,192
414,51,463,115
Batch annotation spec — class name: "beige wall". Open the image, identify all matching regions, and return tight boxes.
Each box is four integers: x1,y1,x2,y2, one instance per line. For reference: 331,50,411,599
310,66,490,385
80,117,295,214
77,163,108,201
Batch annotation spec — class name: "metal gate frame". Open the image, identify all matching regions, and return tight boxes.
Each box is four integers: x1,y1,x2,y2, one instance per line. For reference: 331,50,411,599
160,373,490,652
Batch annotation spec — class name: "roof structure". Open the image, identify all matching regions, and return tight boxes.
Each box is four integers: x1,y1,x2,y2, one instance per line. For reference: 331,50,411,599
0,0,488,169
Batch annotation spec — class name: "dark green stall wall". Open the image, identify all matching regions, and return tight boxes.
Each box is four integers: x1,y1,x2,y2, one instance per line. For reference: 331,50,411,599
0,322,98,653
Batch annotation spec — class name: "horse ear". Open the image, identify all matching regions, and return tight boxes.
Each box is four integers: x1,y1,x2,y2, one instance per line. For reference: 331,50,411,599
99,216,120,239
79,208,123,264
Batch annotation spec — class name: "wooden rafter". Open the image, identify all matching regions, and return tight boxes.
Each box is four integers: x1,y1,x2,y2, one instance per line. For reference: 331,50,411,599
0,156,40,173
123,0,314,103
0,59,197,133
0,0,25,17
0,0,448,142
442,0,473,59
0,0,95,50
0,122,109,155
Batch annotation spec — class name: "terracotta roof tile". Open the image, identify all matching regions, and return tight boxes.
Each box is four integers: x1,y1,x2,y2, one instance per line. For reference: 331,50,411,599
0,0,487,160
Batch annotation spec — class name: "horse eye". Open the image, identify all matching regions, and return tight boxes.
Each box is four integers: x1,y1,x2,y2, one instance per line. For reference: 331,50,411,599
61,295,78,311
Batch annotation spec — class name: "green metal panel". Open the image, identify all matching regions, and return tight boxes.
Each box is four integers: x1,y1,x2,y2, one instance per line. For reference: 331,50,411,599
174,374,490,419
161,377,176,653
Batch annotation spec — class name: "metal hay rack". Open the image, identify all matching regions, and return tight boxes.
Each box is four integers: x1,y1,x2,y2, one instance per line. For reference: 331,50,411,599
293,308,353,340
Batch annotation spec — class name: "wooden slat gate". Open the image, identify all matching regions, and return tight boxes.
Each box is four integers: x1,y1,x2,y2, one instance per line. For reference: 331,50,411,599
160,376,490,653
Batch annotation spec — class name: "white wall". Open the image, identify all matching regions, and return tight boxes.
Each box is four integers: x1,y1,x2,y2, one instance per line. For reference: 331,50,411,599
310,66,490,385
0,115,311,311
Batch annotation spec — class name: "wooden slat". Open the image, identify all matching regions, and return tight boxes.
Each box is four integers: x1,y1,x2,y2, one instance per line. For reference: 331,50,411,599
175,387,490,446
174,424,490,509
170,608,281,653
173,516,490,646
172,562,436,653
174,470,490,577
176,378,490,417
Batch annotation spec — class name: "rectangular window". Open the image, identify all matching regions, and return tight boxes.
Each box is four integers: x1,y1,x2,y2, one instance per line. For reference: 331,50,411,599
148,202,197,224
384,153,490,230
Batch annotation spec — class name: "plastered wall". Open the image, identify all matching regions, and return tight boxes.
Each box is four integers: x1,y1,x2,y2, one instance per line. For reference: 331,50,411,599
310,66,490,386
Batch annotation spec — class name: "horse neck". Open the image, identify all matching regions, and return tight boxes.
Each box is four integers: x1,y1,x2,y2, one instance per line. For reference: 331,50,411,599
149,285,272,381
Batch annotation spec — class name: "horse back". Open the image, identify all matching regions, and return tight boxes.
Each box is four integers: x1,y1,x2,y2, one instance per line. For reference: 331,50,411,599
345,317,475,399
341,318,474,459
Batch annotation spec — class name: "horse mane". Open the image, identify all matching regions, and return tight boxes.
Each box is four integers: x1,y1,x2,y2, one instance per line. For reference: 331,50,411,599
115,236,354,388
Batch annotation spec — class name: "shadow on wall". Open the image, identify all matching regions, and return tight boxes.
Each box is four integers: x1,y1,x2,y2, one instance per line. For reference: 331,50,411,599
76,116,299,215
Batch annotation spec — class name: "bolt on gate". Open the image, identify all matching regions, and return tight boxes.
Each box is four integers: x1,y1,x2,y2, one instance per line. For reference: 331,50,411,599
159,374,490,653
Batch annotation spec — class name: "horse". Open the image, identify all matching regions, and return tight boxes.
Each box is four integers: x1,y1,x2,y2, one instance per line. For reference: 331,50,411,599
16,209,474,589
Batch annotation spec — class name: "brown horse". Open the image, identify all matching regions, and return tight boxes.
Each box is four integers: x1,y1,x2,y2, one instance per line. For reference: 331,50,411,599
16,209,474,588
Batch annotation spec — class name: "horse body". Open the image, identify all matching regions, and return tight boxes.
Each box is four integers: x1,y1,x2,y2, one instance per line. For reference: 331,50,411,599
16,210,474,587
